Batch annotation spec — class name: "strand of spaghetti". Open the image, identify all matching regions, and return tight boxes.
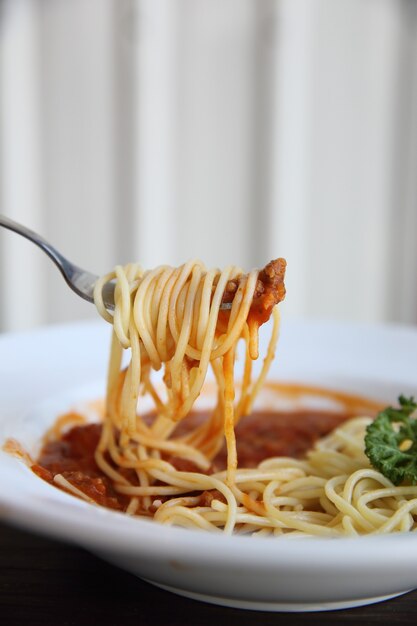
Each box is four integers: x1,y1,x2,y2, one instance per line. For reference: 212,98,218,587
177,362,225,450
169,264,203,403
154,506,223,532
167,261,202,344
155,267,182,362
345,468,395,495
112,265,136,347
115,484,186,496
106,363,209,466
54,474,97,504
129,444,152,510
95,449,131,485
308,450,366,477
244,307,281,415
168,266,237,421
277,476,328,494
234,324,253,420
141,373,167,416
358,485,417,504
208,270,258,361
223,347,237,486
324,475,375,532
126,498,139,515
172,273,257,419
262,481,339,536
114,470,238,515
151,267,172,334
373,499,417,534
125,431,210,469
196,269,217,349
156,470,238,534
133,266,168,369
93,270,116,323
121,319,141,436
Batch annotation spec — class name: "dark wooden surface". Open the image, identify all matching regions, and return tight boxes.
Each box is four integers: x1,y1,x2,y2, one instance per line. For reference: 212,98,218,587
1,521,416,626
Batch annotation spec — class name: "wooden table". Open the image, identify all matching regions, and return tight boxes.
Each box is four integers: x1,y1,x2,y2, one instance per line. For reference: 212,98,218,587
1,521,416,626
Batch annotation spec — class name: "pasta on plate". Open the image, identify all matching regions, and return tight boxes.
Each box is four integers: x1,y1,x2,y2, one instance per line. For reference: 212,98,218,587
30,258,417,537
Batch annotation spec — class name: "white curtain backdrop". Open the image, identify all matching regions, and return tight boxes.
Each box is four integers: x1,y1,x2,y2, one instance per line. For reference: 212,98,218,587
1,0,416,332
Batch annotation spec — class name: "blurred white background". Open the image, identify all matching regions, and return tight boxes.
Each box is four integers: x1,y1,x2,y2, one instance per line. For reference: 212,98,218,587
1,0,417,332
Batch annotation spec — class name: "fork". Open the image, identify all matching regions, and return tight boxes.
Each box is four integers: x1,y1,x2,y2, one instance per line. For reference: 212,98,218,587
0,215,232,311
0,215,116,310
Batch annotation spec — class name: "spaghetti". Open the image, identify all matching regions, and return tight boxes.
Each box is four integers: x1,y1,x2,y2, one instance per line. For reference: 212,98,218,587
33,258,417,537
89,258,285,532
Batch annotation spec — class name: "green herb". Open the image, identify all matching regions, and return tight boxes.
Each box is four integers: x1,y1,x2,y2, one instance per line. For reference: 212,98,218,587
364,395,417,485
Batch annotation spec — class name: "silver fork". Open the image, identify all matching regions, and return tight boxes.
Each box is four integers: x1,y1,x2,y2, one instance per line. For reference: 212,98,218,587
0,215,116,310
0,215,232,311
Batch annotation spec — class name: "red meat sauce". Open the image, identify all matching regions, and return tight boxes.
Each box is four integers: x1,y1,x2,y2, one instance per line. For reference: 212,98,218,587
32,408,352,513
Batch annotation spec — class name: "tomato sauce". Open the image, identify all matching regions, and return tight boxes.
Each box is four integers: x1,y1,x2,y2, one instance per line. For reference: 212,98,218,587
32,424,129,511
32,407,356,512
216,409,348,468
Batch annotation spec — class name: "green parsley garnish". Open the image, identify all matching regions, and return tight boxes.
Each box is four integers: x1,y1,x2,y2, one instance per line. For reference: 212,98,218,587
365,396,417,485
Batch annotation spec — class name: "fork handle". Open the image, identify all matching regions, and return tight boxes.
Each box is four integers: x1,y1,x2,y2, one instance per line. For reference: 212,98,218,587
0,214,67,271
0,213,96,305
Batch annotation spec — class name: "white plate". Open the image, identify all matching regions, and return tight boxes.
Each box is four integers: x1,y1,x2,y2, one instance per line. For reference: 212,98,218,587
1,318,417,612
